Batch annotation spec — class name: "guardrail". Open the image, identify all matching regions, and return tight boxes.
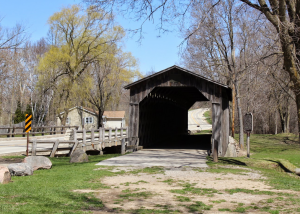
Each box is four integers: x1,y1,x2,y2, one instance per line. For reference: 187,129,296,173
0,126,79,138
28,127,129,157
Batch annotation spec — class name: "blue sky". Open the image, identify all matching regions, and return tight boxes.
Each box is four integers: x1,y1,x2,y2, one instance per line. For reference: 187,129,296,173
0,0,184,74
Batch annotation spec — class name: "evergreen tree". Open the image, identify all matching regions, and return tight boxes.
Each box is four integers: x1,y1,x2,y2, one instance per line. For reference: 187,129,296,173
24,104,32,116
14,101,25,124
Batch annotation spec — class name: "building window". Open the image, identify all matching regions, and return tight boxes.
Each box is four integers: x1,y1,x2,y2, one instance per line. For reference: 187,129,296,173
66,117,70,124
85,117,93,124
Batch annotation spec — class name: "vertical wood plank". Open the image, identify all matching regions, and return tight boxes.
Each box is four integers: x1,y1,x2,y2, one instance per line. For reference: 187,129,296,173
82,128,86,144
50,139,59,157
120,128,123,138
121,138,125,154
109,128,112,141
115,127,118,139
91,128,94,142
12,126,15,137
99,127,103,143
32,139,37,156
69,140,78,156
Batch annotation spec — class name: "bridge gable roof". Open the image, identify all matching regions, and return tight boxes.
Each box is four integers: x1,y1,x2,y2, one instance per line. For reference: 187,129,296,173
124,65,229,89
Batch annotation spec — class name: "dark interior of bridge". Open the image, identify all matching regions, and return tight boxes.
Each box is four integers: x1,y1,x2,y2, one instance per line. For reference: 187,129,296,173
138,86,211,150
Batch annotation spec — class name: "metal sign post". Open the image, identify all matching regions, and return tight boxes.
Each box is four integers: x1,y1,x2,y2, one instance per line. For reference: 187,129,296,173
25,114,32,156
243,113,253,158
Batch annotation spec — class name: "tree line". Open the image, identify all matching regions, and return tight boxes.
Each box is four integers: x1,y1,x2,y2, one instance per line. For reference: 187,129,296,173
84,0,300,145
0,4,140,128
1,0,299,146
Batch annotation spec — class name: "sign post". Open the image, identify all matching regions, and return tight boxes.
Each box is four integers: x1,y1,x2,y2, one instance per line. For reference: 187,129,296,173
25,114,32,156
243,113,253,158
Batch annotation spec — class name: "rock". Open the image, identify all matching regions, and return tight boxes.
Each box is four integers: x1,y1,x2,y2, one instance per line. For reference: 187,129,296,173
224,136,238,157
8,163,33,176
224,142,237,157
296,168,300,176
22,156,52,171
64,128,75,140
0,166,11,184
70,149,88,163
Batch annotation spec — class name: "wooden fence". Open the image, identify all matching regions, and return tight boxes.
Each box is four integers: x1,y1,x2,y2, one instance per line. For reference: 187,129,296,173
28,127,129,157
0,126,79,138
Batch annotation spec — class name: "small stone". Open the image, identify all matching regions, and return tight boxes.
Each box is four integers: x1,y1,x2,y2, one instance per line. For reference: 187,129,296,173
70,149,88,163
0,166,11,184
295,168,300,176
8,163,33,176
22,156,52,171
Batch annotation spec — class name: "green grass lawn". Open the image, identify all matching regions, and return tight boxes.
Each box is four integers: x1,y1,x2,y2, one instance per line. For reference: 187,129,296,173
207,133,300,192
236,133,300,167
0,154,123,214
203,110,212,124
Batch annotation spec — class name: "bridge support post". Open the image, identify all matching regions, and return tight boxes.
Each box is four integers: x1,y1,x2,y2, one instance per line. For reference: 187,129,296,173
121,138,126,155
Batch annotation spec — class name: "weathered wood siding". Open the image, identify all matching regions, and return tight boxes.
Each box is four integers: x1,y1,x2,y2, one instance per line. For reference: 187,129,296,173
126,67,231,156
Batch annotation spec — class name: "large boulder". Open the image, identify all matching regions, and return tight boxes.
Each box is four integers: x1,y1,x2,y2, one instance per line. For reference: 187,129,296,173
0,166,11,184
22,156,52,171
8,163,33,176
70,149,88,163
296,168,300,176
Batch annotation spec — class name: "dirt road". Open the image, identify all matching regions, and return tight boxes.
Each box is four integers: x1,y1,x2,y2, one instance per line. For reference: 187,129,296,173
188,108,212,131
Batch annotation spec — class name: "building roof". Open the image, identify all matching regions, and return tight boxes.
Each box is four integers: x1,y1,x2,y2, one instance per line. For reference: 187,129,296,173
58,107,125,118
124,65,229,89
103,111,125,118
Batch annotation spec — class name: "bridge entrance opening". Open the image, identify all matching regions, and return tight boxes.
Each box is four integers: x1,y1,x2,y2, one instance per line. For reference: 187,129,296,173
138,86,211,150
125,66,231,157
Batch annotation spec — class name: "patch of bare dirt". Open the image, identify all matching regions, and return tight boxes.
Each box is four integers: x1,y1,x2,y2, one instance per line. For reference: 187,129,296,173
74,166,300,213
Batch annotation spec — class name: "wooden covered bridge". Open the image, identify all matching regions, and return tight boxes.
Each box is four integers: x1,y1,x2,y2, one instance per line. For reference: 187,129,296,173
124,65,232,157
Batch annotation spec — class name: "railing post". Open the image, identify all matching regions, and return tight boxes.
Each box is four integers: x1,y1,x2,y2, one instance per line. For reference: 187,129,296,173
50,127,52,135
7,128,10,138
121,138,125,155
99,127,102,143
102,128,105,142
32,138,37,156
32,127,35,137
115,127,118,139
73,129,77,141
54,127,56,135
213,139,218,162
61,126,64,134
50,139,59,157
120,128,123,138
91,128,94,142
82,128,86,145
42,125,44,136
109,128,112,141
23,127,25,137
12,126,15,137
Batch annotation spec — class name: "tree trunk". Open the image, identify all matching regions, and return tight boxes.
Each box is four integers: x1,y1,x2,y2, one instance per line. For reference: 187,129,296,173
235,82,244,149
286,102,290,133
296,94,300,141
275,111,277,135
97,108,103,129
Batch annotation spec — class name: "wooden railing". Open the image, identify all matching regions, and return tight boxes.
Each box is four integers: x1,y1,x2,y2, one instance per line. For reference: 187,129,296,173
28,127,128,157
0,126,79,138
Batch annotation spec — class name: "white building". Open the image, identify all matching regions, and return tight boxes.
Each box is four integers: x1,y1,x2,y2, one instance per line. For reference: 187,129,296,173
103,111,126,128
56,106,126,129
